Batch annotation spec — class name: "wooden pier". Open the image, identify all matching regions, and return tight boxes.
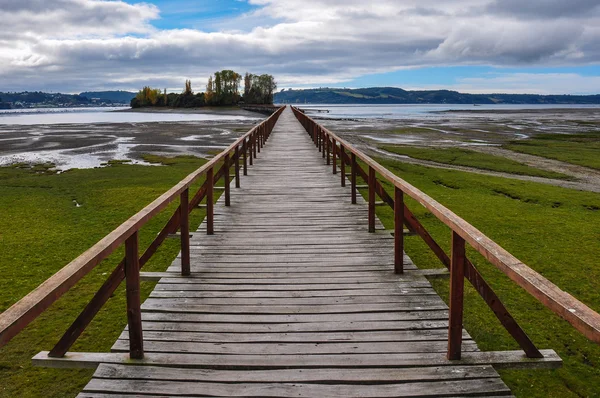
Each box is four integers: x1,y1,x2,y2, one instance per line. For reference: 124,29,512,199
4,106,600,396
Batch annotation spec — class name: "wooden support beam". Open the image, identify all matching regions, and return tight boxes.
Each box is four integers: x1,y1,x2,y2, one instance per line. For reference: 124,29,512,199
32,349,562,370
448,231,466,360
394,187,404,274
206,168,214,235
179,189,190,276
224,154,230,207
234,146,240,188
124,231,143,359
340,145,346,187
351,153,357,205
368,166,376,233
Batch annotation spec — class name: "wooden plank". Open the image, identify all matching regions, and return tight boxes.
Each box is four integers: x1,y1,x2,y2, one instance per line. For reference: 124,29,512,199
33,349,562,369
143,295,445,306
111,340,480,355
0,108,285,349
138,310,451,324
294,108,600,344
141,300,449,314
118,329,467,344
130,320,451,333
91,362,499,383
124,232,143,359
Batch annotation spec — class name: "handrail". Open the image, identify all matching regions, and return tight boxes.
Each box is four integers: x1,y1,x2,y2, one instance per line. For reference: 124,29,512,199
0,106,285,354
291,106,600,356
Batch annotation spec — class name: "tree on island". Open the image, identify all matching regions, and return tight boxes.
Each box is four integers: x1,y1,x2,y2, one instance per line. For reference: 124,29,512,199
130,70,276,108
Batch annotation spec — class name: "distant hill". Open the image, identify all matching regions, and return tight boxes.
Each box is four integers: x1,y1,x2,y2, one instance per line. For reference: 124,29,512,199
80,91,136,103
0,91,94,108
274,87,600,105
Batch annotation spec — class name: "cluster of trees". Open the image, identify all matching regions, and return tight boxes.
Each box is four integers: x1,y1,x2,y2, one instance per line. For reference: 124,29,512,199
243,73,277,104
131,70,276,108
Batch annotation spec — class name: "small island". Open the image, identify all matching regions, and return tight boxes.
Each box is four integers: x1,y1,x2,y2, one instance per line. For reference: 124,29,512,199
130,70,276,109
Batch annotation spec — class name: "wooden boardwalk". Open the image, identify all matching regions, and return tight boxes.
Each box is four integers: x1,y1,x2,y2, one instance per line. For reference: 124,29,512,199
66,108,517,397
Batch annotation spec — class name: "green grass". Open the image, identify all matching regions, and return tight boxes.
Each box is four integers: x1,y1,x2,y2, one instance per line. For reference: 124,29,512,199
504,132,600,170
354,158,600,397
380,145,571,180
0,156,221,397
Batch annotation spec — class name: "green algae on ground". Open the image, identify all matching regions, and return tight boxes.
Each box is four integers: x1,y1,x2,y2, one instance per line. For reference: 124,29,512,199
354,157,600,397
504,132,600,171
380,145,571,180
0,155,224,397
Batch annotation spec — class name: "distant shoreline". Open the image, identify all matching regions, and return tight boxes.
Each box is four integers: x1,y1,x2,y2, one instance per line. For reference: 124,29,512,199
115,106,259,117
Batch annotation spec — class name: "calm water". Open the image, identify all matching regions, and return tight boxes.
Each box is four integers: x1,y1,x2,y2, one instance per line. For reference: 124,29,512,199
0,107,257,125
296,104,600,119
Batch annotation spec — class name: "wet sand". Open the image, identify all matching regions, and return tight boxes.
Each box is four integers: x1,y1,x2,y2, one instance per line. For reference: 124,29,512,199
1,107,598,193
0,119,258,169
317,108,600,193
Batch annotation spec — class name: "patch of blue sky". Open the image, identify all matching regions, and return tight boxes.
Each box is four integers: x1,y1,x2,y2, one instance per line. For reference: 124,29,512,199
125,0,260,31
327,66,600,89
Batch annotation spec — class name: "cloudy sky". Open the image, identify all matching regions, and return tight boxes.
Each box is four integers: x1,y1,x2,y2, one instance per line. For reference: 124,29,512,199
2,0,600,94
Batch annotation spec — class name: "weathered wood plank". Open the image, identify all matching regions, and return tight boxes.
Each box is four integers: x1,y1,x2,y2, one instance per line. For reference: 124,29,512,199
91,363,498,383
33,349,562,369
82,377,511,397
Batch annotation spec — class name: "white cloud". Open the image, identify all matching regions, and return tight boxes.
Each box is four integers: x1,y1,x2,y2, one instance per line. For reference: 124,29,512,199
1,0,600,93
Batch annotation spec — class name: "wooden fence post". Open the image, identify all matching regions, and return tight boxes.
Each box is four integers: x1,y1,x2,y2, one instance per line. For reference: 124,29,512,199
224,154,231,207
180,189,190,276
206,168,214,235
351,153,357,204
340,146,346,187
448,231,466,360
394,187,404,274
332,138,337,174
234,146,241,188
368,166,376,233
253,131,258,158
249,135,253,166
318,127,322,152
125,231,143,359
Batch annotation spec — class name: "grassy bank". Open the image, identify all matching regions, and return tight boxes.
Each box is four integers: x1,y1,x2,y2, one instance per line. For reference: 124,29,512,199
0,156,218,397
355,157,600,397
504,132,600,170
380,145,571,180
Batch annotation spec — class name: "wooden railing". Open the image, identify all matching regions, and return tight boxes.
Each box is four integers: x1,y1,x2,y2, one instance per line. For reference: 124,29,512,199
291,106,600,360
0,106,285,359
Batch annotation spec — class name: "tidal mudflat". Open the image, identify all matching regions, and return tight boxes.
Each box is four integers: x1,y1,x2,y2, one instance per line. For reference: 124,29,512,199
314,107,600,192
0,108,260,170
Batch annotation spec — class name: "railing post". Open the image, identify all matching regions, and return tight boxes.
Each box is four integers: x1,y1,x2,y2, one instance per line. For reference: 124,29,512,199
340,145,346,187
326,136,331,165
257,129,261,153
234,146,241,188
332,138,337,174
318,127,322,152
224,154,231,206
448,231,466,360
180,188,190,276
313,124,317,145
394,187,404,274
125,231,143,359
249,135,253,166
368,166,376,233
243,138,248,174
322,130,326,159
206,168,214,235
351,153,357,204
253,130,258,158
